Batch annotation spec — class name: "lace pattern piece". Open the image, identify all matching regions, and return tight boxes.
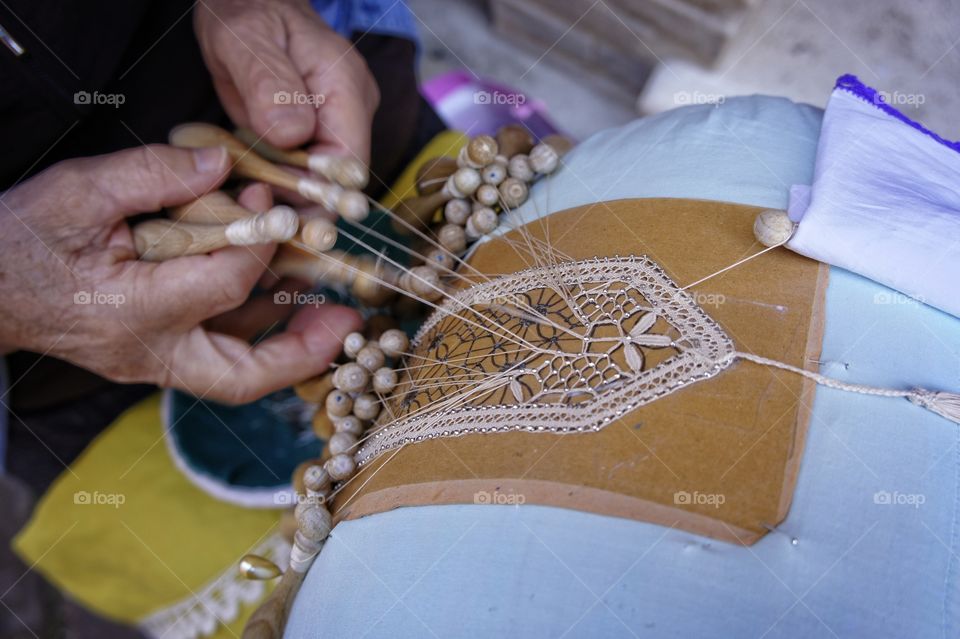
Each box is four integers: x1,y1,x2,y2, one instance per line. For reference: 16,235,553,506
357,256,735,466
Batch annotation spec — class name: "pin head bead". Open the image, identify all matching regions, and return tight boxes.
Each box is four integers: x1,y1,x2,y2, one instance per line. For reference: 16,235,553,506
444,198,471,225
475,183,500,206
333,362,369,393
402,266,442,301
343,332,366,358
352,393,380,420
498,178,528,208
303,465,331,492
372,367,398,394
438,223,467,253
327,431,357,456
481,162,506,185
425,248,454,272
295,502,333,541
334,415,364,436
325,453,357,480
753,209,794,247
378,328,409,357
462,135,498,168
507,154,533,182
466,207,498,239
356,344,386,372
529,142,559,174
449,167,481,198
325,389,354,417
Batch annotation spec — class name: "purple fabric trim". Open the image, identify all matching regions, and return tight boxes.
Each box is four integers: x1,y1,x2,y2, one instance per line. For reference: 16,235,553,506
833,74,960,153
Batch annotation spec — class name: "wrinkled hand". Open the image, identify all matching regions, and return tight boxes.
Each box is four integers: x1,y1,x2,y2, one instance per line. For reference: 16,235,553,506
195,0,380,163
0,145,360,403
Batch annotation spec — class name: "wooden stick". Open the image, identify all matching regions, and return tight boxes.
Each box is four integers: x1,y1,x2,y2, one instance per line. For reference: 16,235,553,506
133,207,299,261
271,245,399,305
495,124,534,161
169,123,368,221
168,191,253,224
391,167,481,233
414,156,458,195
171,191,338,252
234,128,369,189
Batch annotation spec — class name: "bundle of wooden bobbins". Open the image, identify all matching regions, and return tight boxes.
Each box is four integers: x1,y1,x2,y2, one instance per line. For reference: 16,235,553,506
393,125,573,256
143,124,573,638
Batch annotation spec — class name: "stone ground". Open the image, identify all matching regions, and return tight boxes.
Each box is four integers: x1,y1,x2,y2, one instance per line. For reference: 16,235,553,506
407,0,960,140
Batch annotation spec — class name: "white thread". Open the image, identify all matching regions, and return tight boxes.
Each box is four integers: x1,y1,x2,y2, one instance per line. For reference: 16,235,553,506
730,351,960,424
224,207,298,245
681,239,788,291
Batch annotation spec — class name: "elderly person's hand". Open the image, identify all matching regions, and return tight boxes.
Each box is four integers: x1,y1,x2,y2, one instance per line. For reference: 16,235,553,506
0,145,361,404
195,0,380,164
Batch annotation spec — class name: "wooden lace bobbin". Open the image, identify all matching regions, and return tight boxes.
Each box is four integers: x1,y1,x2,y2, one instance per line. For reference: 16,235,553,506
168,191,252,224
399,265,444,302
271,247,398,306
498,178,529,208
171,192,337,253
299,217,338,252
392,167,482,233
294,372,335,403
415,156,459,195
444,198,471,225
481,162,507,186
438,224,467,254
507,154,534,182
378,328,409,358
465,207,499,240
241,567,307,639
424,247,457,273
133,207,299,261
233,127,369,190
170,123,368,221
312,410,335,440
475,183,501,207
457,135,499,169
495,124,535,162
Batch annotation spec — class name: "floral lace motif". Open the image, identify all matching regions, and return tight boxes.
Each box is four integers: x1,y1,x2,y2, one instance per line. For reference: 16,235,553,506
357,256,734,465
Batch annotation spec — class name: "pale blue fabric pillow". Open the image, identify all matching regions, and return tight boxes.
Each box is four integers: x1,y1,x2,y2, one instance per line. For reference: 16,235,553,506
286,97,960,638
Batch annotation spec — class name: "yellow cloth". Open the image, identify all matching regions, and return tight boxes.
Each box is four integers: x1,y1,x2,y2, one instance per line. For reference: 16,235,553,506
13,394,280,635
378,130,467,211
12,129,467,636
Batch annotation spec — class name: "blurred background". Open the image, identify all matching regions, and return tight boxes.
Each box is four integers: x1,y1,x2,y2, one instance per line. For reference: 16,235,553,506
408,0,960,140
